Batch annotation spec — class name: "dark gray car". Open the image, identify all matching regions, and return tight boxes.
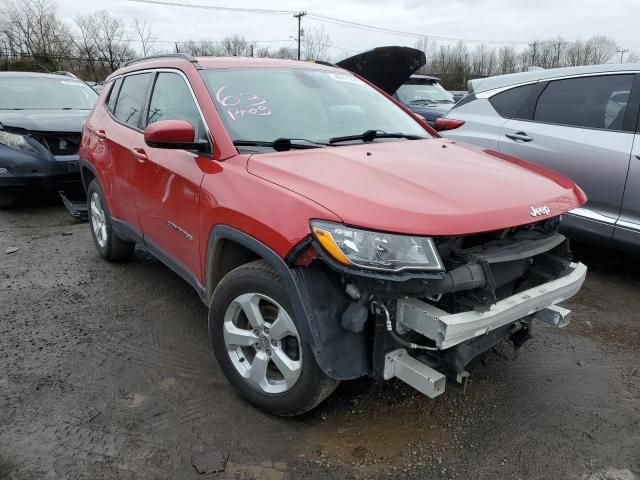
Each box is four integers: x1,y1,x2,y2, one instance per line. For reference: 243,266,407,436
439,64,640,252
0,72,98,207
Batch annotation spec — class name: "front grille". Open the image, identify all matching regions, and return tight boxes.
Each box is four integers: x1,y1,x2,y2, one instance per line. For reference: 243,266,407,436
434,217,561,261
35,133,81,156
432,217,568,312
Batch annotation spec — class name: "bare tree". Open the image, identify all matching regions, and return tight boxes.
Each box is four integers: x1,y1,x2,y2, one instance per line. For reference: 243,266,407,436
624,51,640,63
88,11,133,71
220,35,251,57
72,15,100,78
414,36,434,57
586,35,617,64
270,46,297,60
302,27,330,61
470,44,497,77
133,18,156,57
497,45,518,74
2,0,72,70
179,39,220,56
255,46,271,58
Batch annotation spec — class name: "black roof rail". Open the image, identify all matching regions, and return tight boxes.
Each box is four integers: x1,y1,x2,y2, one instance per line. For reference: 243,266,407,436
125,53,201,69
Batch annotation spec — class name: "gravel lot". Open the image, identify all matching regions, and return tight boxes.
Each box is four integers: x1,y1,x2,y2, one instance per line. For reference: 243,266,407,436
1,198,639,480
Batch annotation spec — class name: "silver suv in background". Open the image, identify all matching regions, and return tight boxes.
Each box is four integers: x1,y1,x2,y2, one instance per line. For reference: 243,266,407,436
437,64,640,252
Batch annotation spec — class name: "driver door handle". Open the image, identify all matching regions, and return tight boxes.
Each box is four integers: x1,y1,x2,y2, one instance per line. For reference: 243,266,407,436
505,132,533,142
132,148,148,163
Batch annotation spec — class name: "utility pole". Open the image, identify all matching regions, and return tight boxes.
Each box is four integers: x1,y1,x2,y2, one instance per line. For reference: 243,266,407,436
618,48,629,63
293,11,306,60
529,41,540,66
554,41,567,67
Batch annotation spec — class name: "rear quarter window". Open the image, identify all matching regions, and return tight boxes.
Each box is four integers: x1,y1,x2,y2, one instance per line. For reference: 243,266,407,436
489,83,537,118
106,78,122,113
449,92,475,111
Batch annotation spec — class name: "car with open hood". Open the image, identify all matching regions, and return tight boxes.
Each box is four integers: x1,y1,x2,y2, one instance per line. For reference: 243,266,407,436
336,47,455,125
79,53,587,416
0,72,98,207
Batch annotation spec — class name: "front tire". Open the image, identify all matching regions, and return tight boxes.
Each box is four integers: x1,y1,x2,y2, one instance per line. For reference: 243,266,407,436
209,260,339,416
87,180,135,261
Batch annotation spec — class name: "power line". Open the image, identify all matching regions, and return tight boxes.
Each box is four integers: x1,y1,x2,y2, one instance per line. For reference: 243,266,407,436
305,13,530,45
127,0,293,15
126,0,533,46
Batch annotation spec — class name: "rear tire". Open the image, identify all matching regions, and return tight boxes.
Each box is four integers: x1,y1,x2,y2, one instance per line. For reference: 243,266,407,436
87,179,135,261
209,259,339,416
0,192,16,209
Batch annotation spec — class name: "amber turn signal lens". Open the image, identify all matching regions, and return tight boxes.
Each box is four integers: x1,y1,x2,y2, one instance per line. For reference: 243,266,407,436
312,227,353,266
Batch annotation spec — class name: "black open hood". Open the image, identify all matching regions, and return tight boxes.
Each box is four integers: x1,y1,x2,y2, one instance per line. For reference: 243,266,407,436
336,46,426,95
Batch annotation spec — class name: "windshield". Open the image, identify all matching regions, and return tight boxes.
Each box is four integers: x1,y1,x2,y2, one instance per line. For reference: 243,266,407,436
0,77,98,110
396,81,454,105
200,68,430,145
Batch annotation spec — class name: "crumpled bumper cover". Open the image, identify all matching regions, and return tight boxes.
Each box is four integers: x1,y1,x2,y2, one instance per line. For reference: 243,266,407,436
0,150,81,189
396,261,587,350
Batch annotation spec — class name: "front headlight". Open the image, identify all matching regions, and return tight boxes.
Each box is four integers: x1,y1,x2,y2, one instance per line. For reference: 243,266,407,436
311,220,443,272
0,131,38,154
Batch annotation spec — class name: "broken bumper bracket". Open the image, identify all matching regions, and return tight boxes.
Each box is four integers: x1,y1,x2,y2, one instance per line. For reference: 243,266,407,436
396,262,587,350
383,349,446,398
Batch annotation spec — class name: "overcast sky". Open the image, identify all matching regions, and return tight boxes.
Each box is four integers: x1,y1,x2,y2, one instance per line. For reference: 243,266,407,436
55,0,639,59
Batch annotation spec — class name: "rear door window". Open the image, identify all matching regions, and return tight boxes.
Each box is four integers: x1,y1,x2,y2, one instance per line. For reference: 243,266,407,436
113,73,153,128
489,83,537,118
534,74,634,131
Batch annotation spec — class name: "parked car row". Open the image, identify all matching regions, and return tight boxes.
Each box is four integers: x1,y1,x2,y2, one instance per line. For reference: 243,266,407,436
0,48,634,416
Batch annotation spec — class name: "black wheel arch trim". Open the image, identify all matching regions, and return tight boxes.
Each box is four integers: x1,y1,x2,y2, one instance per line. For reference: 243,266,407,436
79,158,99,191
206,225,370,380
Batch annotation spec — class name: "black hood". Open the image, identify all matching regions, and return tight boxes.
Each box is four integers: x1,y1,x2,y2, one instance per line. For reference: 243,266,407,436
0,109,89,133
336,46,426,95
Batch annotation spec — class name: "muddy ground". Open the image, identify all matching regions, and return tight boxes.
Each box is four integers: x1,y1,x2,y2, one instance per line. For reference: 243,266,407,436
1,198,639,480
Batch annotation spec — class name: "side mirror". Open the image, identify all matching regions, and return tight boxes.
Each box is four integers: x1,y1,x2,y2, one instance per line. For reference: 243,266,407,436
144,120,208,152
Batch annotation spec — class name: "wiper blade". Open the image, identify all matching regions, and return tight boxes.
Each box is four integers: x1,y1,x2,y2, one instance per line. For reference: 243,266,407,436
233,138,328,152
329,130,426,144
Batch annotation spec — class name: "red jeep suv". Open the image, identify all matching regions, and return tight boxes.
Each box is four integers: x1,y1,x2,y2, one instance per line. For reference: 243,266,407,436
80,53,587,416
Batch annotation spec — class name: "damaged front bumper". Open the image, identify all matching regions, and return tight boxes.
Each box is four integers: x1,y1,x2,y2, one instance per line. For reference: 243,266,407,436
381,261,585,397
292,221,588,400
396,261,586,350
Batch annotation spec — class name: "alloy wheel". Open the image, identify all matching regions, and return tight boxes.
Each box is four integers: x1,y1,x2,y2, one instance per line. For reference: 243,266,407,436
223,292,302,394
90,191,107,248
